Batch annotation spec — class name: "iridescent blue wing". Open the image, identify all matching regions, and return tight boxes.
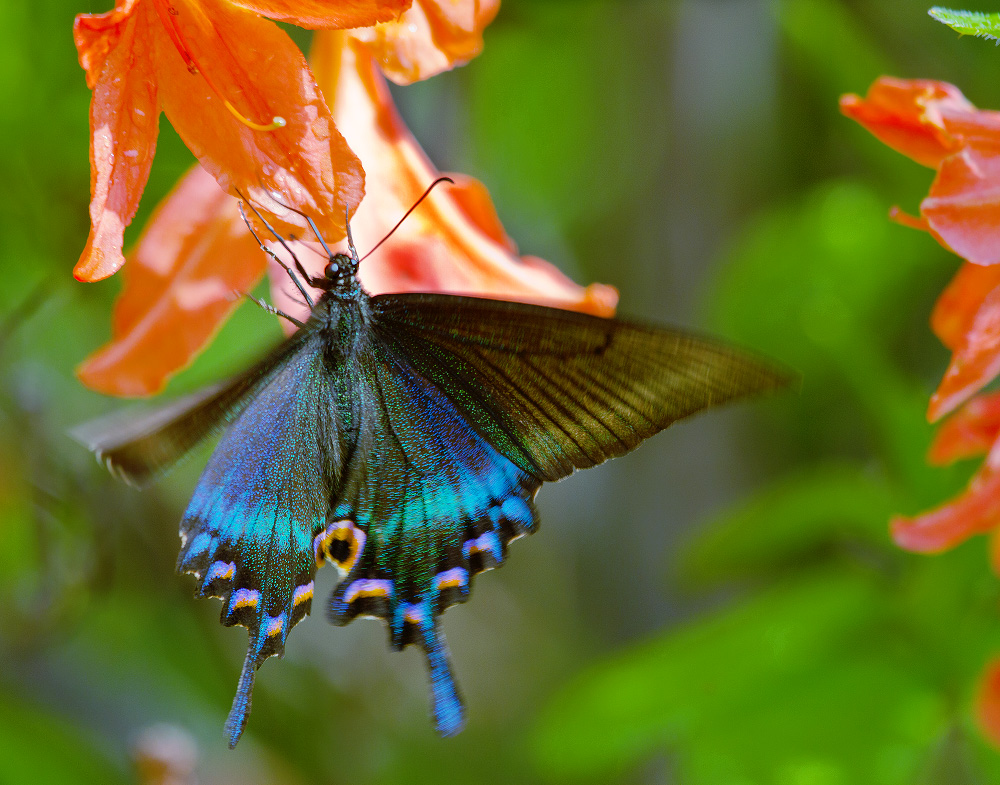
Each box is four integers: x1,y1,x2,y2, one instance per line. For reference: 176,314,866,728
176,328,351,747
325,293,789,736
324,337,540,737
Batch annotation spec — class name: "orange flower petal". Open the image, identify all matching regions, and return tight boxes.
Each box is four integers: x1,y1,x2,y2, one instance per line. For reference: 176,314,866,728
282,31,617,325
931,262,1000,351
350,0,500,85
891,460,1000,552
152,0,363,245
929,284,1000,422
976,657,1000,747
927,288,1000,422
840,77,972,168
887,206,929,232
77,166,267,396
928,392,1000,465
922,146,1000,266
73,0,142,89
223,0,411,28
76,3,160,282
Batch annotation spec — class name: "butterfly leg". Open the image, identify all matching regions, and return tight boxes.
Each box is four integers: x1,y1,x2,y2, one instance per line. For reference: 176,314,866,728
237,197,320,303
238,291,305,329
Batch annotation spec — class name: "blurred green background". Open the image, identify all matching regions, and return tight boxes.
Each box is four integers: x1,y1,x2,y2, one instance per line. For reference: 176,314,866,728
4,0,1000,782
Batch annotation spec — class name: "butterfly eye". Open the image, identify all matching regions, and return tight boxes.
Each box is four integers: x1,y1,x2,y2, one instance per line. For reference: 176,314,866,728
325,261,340,278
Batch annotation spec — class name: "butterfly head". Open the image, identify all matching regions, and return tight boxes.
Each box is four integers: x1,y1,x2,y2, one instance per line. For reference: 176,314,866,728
313,251,360,298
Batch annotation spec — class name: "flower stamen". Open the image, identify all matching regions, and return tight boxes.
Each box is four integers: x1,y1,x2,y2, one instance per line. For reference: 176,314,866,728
152,0,286,132
221,99,286,131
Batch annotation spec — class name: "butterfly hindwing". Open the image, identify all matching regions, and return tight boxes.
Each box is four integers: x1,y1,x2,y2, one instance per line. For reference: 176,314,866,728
314,293,788,735
325,335,542,735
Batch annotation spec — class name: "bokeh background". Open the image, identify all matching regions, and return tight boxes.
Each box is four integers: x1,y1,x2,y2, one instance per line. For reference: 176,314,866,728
4,0,1000,782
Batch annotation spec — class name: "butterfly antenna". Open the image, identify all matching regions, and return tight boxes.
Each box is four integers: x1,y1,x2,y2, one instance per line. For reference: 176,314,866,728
237,194,316,308
345,207,359,263
359,177,454,263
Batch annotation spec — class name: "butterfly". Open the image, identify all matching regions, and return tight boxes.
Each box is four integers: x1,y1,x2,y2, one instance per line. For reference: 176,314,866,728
75,208,790,748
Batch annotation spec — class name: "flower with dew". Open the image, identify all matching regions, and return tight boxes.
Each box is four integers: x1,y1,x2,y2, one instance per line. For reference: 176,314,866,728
73,0,411,282
842,75,1000,745
841,78,1000,555
77,1,618,397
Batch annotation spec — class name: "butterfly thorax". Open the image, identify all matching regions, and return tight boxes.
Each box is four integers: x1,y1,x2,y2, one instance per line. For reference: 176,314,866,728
312,287,372,366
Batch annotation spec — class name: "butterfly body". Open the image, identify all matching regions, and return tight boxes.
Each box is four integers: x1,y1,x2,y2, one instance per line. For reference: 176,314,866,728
77,248,789,747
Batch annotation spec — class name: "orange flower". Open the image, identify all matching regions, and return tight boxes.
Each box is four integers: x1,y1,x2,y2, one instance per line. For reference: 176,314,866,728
844,76,1000,753
349,0,500,84
77,166,268,396
73,0,410,282
892,387,1000,558
842,80,1000,561
79,5,619,397
928,262,1000,422
271,31,617,323
977,658,1000,748
841,77,1000,267
927,390,1000,467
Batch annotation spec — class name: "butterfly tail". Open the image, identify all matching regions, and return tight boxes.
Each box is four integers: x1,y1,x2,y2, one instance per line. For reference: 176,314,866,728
225,645,259,749
420,612,466,737
223,612,294,748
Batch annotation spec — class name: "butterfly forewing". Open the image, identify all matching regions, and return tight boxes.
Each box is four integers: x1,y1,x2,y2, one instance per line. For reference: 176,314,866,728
72,331,315,485
372,294,791,481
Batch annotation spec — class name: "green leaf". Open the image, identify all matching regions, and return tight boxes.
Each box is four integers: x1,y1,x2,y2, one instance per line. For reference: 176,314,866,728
776,0,892,95
930,8,1000,42
0,693,126,784
680,464,898,585
707,180,943,374
532,570,895,779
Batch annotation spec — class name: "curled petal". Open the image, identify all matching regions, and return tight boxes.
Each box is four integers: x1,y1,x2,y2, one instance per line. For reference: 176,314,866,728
840,77,974,168
929,284,1000,421
976,657,1000,747
73,0,142,89
222,0,411,29
351,0,500,84
891,460,1000,552
931,262,1000,351
153,0,363,244
292,32,617,325
78,166,267,396
922,146,1000,266
929,392,1000,466
77,4,160,282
